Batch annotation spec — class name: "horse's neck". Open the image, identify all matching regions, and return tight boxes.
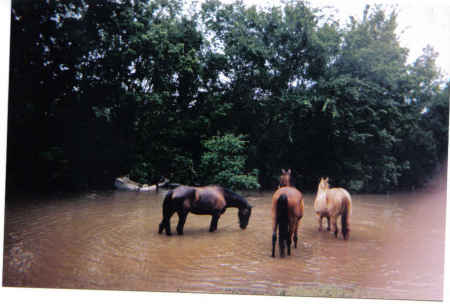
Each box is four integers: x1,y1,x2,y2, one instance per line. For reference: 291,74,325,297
226,199,245,209
222,189,247,209
314,189,328,210
284,179,292,187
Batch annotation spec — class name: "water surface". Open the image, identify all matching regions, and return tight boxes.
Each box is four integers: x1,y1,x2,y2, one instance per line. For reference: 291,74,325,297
3,177,446,300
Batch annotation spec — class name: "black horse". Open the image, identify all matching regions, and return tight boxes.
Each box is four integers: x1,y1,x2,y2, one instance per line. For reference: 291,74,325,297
158,185,252,235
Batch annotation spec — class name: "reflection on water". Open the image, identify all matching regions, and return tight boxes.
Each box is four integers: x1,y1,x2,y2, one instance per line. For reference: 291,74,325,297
2,175,446,300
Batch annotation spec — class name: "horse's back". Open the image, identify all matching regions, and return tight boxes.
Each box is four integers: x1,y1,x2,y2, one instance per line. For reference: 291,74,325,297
192,186,226,211
328,187,351,202
197,186,225,201
327,187,352,214
273,186,302,200
273,187,304,218
172,185,196,199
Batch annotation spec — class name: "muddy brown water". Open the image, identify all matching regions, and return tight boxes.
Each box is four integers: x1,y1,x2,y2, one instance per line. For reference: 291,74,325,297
2,176,446,301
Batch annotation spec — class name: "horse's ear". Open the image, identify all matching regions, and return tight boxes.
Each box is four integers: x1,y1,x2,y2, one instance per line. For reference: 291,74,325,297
287,169,291,174
281,169,286,174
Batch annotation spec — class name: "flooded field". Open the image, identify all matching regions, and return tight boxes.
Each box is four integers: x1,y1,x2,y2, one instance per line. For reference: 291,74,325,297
2,175,446,301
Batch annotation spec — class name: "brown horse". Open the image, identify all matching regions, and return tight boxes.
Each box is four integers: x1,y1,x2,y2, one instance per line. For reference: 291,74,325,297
271,169,304,257
313,177,352,240
158,185,252,235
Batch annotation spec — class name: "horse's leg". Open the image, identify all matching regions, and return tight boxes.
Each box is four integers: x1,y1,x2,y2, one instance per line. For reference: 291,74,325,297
293,219,299,249
160,212,175,236
272,223,278,258
158,219,165,234
272,229,277,258
272,206,277,257
318,215,323,231
159,208,175,236
209,211,220,232
331,215,338,238
279,216,289,258
176,211,188,235
287,220,293,256
326,216,331,231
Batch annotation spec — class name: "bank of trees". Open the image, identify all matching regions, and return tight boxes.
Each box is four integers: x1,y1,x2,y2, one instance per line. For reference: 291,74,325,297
7,0,448,194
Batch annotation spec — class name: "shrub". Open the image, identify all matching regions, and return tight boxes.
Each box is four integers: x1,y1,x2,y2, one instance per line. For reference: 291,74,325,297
199,134,260,190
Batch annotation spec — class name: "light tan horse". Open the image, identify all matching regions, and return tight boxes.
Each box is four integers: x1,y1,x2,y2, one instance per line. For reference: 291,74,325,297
271,169,304,257
314,177,352,240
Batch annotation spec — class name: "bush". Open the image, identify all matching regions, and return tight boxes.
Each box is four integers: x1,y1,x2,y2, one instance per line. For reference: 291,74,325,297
199,134,260,190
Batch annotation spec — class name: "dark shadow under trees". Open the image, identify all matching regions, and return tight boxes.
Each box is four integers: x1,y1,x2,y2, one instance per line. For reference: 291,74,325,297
6,0,449,195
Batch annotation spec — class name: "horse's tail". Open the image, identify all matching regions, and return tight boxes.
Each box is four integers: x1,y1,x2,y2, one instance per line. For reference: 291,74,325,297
159,190,173,234
341,196,351,240
277,194,289,236
163,190,174,210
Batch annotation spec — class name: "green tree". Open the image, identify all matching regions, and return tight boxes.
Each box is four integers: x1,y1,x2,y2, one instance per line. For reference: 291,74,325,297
199,134,260,190
200,0,341,187
308,5,444,192
396,48,448,188
6,0,447,194
427,81,450,162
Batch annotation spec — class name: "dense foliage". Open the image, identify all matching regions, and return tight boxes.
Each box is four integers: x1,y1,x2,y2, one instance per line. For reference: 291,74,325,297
7,0,448,193
199,134,260,190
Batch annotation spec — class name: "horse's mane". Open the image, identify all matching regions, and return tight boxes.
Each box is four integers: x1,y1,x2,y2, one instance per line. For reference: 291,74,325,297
219,187,250,208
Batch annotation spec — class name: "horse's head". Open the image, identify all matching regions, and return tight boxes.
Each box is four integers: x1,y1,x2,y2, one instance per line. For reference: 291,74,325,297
279,169,292,188
238,204,252,229
221,187,253,230
318,177,330,191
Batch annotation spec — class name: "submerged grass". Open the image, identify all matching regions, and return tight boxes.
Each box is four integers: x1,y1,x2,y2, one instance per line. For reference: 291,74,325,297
280,284,369,298
219,284,369,299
